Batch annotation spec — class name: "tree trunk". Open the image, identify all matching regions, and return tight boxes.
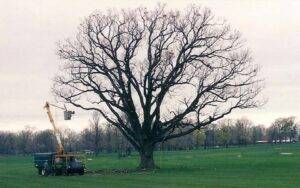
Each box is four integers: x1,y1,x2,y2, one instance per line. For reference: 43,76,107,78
138,144,157,170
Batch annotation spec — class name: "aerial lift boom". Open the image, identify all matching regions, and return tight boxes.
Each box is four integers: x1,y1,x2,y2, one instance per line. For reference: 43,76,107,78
44,102,64,155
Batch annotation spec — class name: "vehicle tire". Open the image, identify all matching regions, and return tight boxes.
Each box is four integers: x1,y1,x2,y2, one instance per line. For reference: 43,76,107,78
41,168,48,176
38,168,42,175
55,169,63,176
63,169,69,176
79,169,84,175
42,163,50,176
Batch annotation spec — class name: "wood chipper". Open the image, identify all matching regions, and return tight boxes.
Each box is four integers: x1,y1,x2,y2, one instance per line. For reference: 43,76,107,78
34,102,85,176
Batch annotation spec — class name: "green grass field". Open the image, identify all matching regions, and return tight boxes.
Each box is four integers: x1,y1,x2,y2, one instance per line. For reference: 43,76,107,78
1,143,300,188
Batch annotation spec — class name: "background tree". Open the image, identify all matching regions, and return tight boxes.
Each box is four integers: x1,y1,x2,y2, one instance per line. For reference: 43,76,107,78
266,124,280,144
80,128,95,151
33,130,56,153
267,117,298,143
17,129,33,154
193,129,206,148
281,117,297,142
250,125,264,144
0,117,298,155
62,128,79,152
234,118,252,146
217,119,232,147
204,125,217,149
89,111,103,155
0,132,17,154
54,5,262,169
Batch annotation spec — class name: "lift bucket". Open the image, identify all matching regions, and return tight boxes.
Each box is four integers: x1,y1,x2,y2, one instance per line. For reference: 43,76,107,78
64,110,75,120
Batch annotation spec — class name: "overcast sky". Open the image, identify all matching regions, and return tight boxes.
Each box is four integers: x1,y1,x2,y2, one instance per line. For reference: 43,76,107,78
0,0,299,132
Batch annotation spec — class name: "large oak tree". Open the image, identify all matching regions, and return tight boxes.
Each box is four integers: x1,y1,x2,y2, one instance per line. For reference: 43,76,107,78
54,5,262,169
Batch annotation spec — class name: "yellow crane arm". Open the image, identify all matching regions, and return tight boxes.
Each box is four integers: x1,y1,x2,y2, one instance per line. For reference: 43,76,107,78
44,102,64,155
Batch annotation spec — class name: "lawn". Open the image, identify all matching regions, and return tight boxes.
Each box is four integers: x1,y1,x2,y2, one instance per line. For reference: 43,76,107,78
0,143,300,188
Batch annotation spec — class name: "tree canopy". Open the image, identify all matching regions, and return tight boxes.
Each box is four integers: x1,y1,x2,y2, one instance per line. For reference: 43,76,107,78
54,4,262,169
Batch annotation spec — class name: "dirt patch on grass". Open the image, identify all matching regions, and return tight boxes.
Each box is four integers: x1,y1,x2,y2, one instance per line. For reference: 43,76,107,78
280,152,293,155
86,168,156,175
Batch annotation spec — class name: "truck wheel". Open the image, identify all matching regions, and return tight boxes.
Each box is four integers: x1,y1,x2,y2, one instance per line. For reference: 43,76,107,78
63,170,69,176
79,169,84,175
55,170,62,176
38,168,42,175
41,168,48,176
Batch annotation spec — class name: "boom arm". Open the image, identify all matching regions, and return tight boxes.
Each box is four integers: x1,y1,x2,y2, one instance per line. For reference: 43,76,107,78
44,102,64,155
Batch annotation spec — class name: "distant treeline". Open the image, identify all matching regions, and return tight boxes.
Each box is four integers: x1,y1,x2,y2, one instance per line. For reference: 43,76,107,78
0,115,298,155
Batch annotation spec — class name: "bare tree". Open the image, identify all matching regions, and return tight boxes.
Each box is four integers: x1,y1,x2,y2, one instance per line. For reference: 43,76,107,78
235,118,252,146
89,111,103,155
268,116,298,143
54,5,262,169
62,128,79,152
217,119,233,147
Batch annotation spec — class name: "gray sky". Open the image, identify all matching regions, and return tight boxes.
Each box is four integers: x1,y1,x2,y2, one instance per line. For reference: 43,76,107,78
0,0,299,132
